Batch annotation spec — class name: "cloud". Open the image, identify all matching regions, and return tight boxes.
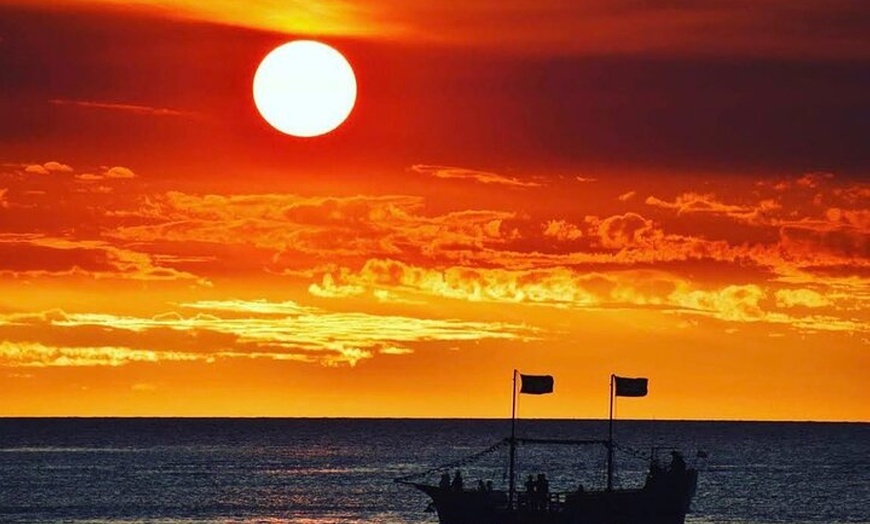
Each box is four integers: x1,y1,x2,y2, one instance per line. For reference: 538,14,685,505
45,161,74,172
104,166,136,179
618,191,636,202
645,192,780,225
2,160,866,347
585,213,660,249
833,184,870,206
667,285,866,334
107,191,519,267
25,165,49,175
23,162,73,175
178,299,316,316
542,220,583,241
318,258,604,307
305,258,868,335
824,208,870,232
0,340,201,367
309,273,366,298
49,99,196,118
410,165,541,188
643,178,864,240
778,221,868,260
372,288,424,304
775,289,831,309
668,284,767,323
17,300,540,367
36,178,856,304
0,234,207,283
378,346,414,355
796,172,834,189
333,259,685,310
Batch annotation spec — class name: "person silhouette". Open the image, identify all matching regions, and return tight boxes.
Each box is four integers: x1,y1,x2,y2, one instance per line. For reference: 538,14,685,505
439,472,451,490
524,474,535,508
670,451,686,473
537,473,549,510
451,469,464,491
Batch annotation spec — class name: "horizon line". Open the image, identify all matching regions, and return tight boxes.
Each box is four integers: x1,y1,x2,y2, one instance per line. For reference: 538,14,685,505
0,416,867,424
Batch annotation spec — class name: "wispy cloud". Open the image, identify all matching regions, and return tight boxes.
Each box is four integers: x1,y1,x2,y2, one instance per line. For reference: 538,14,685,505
0,300,540,367
0,340,202,367
49,99,196,119
178,299,316,316
645,192,781,225
0,234,207,283
666,284,867,334
107,191,519,266
307,258,868,335
411,165,541,188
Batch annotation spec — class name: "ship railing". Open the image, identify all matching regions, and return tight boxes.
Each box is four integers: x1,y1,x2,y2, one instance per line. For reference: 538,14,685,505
548,492,569,512
514,492,571,513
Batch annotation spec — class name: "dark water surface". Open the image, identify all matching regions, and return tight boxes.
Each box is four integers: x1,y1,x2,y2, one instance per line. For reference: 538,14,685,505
0,419,867,523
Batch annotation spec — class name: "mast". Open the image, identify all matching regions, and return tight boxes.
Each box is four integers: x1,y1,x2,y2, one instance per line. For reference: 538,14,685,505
508,369,518,508
607,373,614,491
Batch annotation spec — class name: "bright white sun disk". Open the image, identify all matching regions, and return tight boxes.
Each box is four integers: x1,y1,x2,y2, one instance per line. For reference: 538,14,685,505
253,40,357,137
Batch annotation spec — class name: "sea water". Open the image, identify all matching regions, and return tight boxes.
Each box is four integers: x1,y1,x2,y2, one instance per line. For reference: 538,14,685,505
0,419,867,523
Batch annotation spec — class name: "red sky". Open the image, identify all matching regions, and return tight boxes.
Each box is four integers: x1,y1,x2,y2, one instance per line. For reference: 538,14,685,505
0,1,867,420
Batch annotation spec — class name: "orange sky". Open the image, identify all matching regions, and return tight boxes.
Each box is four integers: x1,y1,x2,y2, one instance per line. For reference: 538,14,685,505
0,1,867,420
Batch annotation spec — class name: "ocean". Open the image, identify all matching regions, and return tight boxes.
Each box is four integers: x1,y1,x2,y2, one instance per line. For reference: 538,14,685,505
0,419,867,523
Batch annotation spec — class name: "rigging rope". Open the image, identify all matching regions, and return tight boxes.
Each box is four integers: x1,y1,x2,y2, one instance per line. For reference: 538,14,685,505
395,438,511,483
396,438,665,486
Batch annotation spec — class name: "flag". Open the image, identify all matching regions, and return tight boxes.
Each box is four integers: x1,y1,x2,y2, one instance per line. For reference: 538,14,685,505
614,376,648,397
520,374,554,395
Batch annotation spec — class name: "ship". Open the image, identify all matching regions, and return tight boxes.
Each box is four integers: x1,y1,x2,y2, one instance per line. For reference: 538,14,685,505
396,373,702,524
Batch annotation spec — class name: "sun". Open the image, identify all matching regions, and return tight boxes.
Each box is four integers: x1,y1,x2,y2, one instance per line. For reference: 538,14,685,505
253,41,357,138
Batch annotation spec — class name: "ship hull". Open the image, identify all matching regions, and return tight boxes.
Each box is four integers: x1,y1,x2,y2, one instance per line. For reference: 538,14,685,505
410,468,697,524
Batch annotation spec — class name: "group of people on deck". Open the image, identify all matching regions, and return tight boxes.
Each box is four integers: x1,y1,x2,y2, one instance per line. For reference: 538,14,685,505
524,473,550,510
439,471,463,491
439,470,494,493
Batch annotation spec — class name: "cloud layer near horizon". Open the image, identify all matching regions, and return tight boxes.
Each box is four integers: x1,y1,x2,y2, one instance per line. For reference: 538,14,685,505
1,160,866,370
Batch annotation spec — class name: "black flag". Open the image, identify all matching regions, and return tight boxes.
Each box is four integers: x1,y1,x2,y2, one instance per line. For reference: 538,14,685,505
614,376,648,397
520,374,554,395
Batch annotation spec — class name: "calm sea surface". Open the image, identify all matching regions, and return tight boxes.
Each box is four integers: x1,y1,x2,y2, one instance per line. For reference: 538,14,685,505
0,419,867,524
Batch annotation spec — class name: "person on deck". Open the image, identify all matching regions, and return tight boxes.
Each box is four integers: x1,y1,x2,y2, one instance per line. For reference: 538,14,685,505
451,470,464,491
439,472,451,490
670,451,686,473
537,473,549,510
524,475,535,508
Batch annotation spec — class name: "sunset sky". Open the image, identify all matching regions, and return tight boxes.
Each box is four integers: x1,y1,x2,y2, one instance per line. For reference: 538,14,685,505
0,1,867,420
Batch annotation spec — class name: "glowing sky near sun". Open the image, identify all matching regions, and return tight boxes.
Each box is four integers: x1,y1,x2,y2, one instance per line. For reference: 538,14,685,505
0,1,867,420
